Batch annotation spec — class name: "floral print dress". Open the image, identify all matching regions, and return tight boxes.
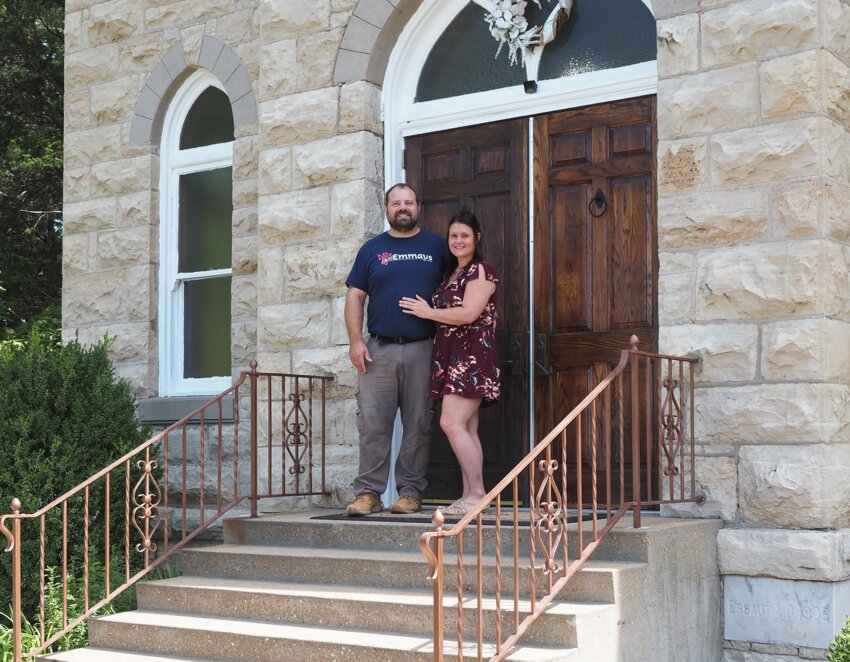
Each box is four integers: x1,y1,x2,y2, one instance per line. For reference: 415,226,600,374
429,261,501,405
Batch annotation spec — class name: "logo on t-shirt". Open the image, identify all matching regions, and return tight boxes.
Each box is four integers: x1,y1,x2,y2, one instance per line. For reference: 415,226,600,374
376,251,434,266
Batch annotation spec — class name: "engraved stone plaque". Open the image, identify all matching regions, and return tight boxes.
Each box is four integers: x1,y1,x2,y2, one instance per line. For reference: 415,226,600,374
724,576,850,648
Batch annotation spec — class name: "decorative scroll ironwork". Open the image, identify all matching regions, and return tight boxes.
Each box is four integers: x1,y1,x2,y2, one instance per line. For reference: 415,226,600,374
659,377,684,477
132,459,162,553
530,459,565,576
284,386,309,476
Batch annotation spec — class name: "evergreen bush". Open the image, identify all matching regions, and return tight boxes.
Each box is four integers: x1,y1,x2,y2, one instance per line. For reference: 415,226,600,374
0,328,147,620
829,617,850,662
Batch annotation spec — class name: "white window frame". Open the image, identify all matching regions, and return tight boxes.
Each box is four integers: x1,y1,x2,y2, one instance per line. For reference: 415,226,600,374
159,70,234,396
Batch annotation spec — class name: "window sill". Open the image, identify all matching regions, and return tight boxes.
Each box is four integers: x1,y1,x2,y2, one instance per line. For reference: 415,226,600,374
138,395,235,425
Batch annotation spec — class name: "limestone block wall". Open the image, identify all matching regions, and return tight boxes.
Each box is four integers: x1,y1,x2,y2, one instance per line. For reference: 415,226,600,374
655,0,850,658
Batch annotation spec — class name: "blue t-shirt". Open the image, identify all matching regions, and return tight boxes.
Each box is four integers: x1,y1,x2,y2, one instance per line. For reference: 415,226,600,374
346,230,447,339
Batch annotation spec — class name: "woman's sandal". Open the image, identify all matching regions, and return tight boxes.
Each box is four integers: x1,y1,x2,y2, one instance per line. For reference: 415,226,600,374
438,499,491,516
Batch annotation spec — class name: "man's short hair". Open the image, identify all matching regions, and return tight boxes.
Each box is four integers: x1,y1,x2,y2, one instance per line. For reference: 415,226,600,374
384,182,419,205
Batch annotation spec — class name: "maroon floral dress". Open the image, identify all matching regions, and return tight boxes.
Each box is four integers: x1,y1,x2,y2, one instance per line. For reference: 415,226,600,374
429,261,501,405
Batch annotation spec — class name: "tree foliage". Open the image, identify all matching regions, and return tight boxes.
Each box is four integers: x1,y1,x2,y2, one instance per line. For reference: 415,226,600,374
0,0,64,337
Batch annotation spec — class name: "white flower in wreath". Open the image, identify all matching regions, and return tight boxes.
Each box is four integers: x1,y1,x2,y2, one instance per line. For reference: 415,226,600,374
481,0,573,67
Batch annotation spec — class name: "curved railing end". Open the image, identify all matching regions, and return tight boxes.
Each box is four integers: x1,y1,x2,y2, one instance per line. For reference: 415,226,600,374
0,498,21,552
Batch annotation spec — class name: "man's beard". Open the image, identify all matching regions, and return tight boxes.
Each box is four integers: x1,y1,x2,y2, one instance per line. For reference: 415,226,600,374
388,210,418,232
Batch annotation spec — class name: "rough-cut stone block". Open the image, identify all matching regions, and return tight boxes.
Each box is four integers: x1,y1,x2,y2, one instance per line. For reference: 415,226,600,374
658,251,695,276
291,345,356,396
658,138,708,193
760,50,821,119
66,44,120,90
292,131,382,187
88,0,142,46
97,227,151,270
718,528,850,582
331,295,348,345
64,198,114,233
259,88,338,147
297,28,343,92
119,33,164,75
339,80,382,135
63,233,89,276
696,384,850,446
658,64,758,139
661,454,737,521
217,10,256,46
701,0,818,68
91,77,140,125
64,272,129,325
233,177,258,208
65,90,91,132
283,240,359,300
658,271,695,325
656,14,699,78
259,302,331,350
824,0,850,63
91,155,154,196
233,235,258,276
658,189,767,249
145,0,237,30
65,125,122,168
234,135,258,180
64,167,92,204
709,118,824,188
232,275,257,318
259,187,330,244
741,441,850,524
659,323,757,383
117,192,154,228
762,319,850,383
695,241,821,320
66,11,83,54
72,322,152,364
259,40,297,99
330,179,384,237
261,0,330,41
257,246,286,305
259,147,292,195
773,179,825,239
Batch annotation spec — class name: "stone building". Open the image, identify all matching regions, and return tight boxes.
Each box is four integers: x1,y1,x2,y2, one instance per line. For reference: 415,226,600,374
61,0,850,659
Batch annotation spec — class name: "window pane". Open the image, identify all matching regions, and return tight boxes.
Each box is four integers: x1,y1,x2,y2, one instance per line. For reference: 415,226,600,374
178,167,232,272
416,2,526,102
416,0,657,102
539,0,656,80
180,87,234,149
184,276,231,379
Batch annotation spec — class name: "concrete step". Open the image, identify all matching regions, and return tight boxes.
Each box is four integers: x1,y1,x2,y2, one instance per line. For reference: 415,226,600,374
136,575,617,646
180,542,647,600
221,509,687,563
40,650,202,662
87,610,580,661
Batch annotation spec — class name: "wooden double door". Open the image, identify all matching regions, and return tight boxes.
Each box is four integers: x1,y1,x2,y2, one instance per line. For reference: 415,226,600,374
405,96,658,504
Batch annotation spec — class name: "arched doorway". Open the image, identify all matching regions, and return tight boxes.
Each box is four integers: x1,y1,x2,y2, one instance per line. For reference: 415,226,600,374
382,0,659,502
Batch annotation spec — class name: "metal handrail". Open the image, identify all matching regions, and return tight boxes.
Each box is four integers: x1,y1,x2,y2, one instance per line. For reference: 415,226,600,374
419,336,701,660
0,361,331,660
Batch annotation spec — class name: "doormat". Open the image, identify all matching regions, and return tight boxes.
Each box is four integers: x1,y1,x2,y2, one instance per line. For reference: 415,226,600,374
309,511,595,526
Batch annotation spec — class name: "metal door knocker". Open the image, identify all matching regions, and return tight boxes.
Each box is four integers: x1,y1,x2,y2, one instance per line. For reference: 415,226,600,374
588,188,607,217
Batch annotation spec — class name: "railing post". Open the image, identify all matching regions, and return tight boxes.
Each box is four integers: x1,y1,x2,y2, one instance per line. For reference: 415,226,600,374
11,498,22,662
629,338,642,529
249,360,259,518
432,534,444,662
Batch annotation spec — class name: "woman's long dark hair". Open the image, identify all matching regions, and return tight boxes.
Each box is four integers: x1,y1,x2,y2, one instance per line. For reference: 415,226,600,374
444,210,484,278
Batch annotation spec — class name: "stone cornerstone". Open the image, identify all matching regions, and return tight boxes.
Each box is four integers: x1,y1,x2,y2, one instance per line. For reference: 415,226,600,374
61,0,850,659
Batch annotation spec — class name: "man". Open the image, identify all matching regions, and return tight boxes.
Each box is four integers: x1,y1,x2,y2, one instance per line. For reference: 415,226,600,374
344,183,446,516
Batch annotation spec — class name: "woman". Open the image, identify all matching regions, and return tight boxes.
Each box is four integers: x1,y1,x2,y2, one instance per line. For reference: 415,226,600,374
399,210,500,515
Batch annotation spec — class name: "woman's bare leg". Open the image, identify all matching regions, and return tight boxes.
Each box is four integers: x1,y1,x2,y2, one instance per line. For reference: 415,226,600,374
439,394,485,508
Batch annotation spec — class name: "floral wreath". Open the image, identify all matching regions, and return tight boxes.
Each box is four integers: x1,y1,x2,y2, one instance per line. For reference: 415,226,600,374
483,0,573,66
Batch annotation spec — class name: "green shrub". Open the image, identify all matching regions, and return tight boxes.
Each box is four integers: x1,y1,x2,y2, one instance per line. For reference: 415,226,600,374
829,617,850,662
0,329,148,620
0,559,180,659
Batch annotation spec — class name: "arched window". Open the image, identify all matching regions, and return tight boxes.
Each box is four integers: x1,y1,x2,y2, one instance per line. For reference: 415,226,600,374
159,71,234,396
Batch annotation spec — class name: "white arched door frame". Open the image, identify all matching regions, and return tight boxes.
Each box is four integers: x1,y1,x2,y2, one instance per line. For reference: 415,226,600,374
380,0,658,465
382,0,657,184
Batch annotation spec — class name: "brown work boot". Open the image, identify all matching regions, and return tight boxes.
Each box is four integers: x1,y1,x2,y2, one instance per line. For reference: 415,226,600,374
346,492,382,516
390,495,421,514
